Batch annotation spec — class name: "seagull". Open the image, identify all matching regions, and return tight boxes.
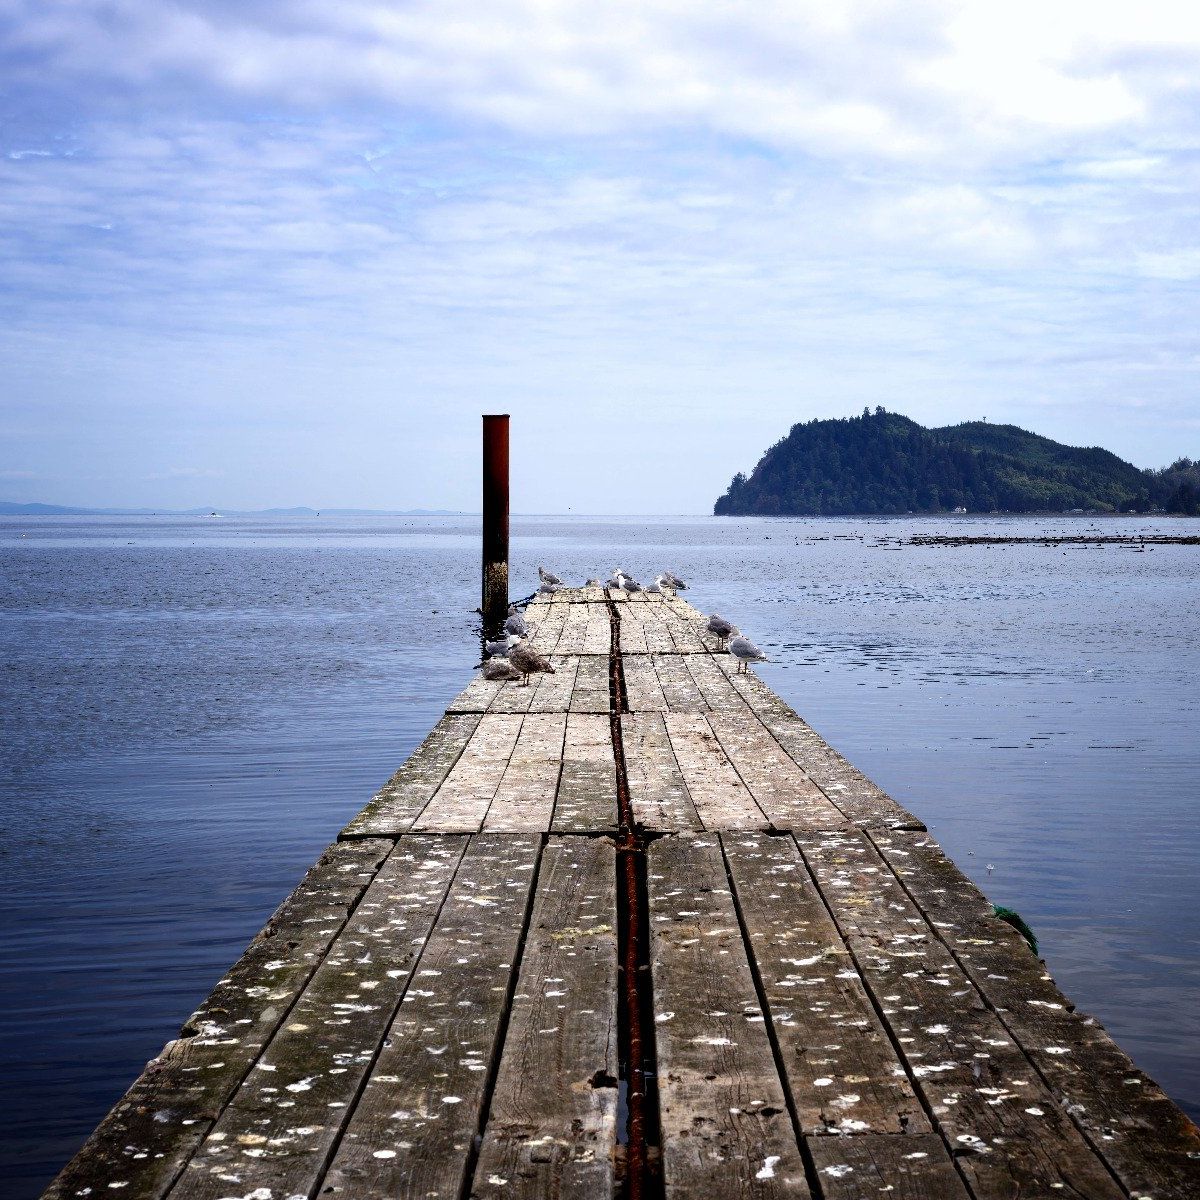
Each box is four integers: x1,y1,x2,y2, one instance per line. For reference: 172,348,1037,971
504,605,529,637
609,568,626,589
538,581,559,595
585,578,601,587
728,634,767,673
622,575,643,592
663,571,688,590
482,656,522,681
538,566,564,586
646,576,664,595
508,641,557,686
484,635,513,657
706,613,737,650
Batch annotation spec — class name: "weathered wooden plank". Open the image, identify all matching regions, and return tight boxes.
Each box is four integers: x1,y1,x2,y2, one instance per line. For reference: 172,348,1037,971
413,714,524,832
648,835,810,1196
664,598,723,653
706,712,847,831
806,1133,968,1200
685,654,752,710
618,612,648,654
319,834,543,1200
553,713,617,831
448,675,506,714
622,713,702,831
662,607,707,653
482,713,567,831
663,712,769,828
720,832,929,1135
527,654,579,713
554,605,589,654
552,604,609,655
870,828,1200,1200
639,606,678,654
652,653,708,712
527,609,567,656
470,836,619,1198
569,654,611,713
43,840,394,1200
166,837,469,1200
797,829,1126,1200
621,654,669,712
713,658,924,830
342,714,483,838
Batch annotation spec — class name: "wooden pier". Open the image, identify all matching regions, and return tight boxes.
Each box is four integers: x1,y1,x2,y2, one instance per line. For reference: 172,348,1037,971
47,588,1200,1200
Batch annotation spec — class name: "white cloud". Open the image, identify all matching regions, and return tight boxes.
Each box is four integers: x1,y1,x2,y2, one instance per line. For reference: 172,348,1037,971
6,1,1200,162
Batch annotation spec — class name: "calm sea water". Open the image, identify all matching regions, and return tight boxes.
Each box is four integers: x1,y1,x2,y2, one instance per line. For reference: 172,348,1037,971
2,513,1198,1196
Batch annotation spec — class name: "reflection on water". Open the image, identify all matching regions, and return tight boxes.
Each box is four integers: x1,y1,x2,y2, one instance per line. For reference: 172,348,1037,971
1,512,1198,1195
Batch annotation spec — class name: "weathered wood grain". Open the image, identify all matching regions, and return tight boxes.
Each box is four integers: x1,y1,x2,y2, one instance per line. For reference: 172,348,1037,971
318,834,543,1200
706,712,847,831
713,658,924,830
632,606,678,654
413,714,524,832
483,713,567,831
43,839,393,1200
797,829,1125,1200
448,675,506,714
806,1133,968,1199
721,832,929,1136
622,654,669,712
527,609,567,655
870,828,1200,1200
684,654,751,711
653,653,708,712
661,607,708,653
470,837,619,1198
166,836,468,1200
553,713,617,831
569,654,611,713
619,617,647,654
622,713,702,831
648,835,810,1196
555,604,611,655
663,712,770,828
342,714,482,838
664,597,724,653
527,654,580,713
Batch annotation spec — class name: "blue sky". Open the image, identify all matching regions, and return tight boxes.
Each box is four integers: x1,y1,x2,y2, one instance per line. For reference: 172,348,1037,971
2,1,1199,513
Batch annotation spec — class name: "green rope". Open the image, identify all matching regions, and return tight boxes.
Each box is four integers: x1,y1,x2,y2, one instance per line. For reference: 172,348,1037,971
992,905,1038,956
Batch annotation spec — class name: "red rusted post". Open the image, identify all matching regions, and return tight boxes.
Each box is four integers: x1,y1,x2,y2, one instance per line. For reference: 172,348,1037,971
482,414,510,632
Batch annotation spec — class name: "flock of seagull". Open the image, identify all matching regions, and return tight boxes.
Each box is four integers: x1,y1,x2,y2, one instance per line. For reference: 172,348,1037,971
481,565,768,684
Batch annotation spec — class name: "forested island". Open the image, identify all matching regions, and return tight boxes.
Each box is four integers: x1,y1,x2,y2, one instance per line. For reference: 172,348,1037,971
714,409,1200,516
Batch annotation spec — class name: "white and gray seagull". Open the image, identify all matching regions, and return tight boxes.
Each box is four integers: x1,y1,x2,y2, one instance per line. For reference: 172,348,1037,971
538,565,564,586
728,634,768,673
504,604,529,637
663,571,688,590
705,613,737,650
484,633,520,657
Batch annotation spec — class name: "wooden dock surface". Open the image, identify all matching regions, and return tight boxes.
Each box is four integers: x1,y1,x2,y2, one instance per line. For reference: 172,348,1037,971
47,589,1200,1200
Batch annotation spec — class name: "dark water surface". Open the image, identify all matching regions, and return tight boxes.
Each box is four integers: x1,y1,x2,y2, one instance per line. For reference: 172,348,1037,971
2,513,1198,1195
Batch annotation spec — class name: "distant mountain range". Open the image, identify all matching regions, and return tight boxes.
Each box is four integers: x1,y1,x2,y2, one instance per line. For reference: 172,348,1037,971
714,409,1200,516
0,503,464,517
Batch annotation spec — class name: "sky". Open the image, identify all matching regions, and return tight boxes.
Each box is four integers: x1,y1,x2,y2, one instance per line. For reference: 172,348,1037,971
2,1,1200,514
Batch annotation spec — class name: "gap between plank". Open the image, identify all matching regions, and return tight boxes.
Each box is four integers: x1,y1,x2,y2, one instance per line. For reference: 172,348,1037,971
606,587,664,1200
